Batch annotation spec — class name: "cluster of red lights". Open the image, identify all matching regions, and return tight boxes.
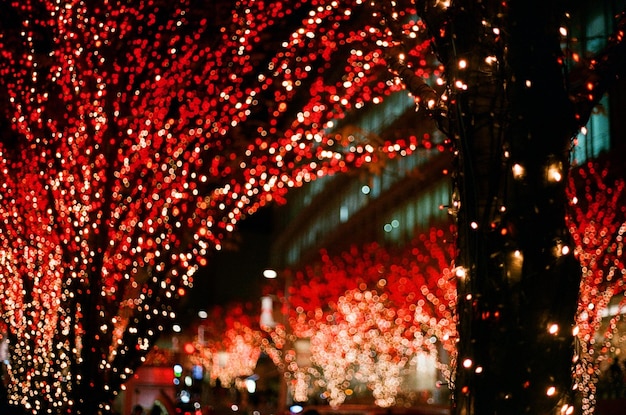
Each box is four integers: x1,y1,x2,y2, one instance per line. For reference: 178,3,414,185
190,225,457,406
0,0,622,412
185,169,626,409
0,1,437,411
567,161,626,413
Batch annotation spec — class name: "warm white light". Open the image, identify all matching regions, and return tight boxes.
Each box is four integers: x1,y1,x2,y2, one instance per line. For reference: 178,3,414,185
512,163,525,179
245,378,257,393
548,323,559,335
546,386,556,396
507,250,523,282
263,269,278,279
463,358,473,368
552,240,570,258
485,56,497,65
455,266,467,278
546,161,563,182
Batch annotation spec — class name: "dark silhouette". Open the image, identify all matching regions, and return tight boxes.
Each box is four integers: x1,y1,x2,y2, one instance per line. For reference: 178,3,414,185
609,358,624,398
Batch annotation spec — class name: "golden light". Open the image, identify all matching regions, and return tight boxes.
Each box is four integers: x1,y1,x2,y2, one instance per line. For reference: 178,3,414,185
512,163,525,179
546,161,563,182
548,323,559,335
506,250,524,282
455,266,467,279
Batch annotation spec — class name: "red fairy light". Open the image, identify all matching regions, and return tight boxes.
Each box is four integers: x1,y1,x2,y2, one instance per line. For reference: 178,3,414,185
260,226,457,404
567,161,626,411
0,0,439,411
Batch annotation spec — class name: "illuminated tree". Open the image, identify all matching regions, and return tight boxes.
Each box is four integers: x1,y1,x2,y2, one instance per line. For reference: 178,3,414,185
310,287,443,408
385,1,626,414
262,228,457,407
567,161,626,413
0,1,623,414
188,305,263,388
0,0,439,413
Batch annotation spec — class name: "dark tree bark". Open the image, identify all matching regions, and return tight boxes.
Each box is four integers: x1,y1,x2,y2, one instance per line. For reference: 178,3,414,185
404,0,626,413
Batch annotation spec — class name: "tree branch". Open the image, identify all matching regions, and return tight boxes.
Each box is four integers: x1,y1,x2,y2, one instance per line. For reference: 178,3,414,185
569,10,626,129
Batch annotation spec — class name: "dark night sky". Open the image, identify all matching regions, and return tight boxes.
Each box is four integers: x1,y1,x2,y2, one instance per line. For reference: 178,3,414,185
182,206,275,320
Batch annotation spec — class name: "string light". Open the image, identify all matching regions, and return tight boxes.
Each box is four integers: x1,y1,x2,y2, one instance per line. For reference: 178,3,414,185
0,0,440,412
567,161,626,415
546,160,564,183
512,163,525,179
261,227,457,406
0,0,621,413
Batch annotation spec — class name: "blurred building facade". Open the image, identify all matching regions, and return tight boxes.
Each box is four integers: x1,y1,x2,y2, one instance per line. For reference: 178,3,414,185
111,2,626,415
265,0,626,411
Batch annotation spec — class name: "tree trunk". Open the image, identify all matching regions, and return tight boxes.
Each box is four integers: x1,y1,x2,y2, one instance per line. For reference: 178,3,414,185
430,1,583,413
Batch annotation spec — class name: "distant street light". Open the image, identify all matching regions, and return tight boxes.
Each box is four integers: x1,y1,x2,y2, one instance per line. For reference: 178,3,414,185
261,268,280,328
263,269,278,279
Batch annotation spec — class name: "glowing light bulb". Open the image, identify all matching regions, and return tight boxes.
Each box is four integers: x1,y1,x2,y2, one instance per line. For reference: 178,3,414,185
548,323,559,335
512,163,525,179
455,266,467,278
546,161,563,182
485,56,497,65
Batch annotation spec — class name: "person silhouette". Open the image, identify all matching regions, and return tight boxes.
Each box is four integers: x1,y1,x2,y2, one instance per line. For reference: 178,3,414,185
609,357,624,398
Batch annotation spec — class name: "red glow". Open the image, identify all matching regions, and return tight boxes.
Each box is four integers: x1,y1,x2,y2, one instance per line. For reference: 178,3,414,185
183,342,195,355
567,161,626,408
